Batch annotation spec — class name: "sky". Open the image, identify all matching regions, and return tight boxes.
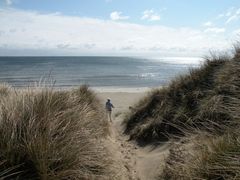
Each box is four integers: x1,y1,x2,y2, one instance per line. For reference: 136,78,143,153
0,0,239,57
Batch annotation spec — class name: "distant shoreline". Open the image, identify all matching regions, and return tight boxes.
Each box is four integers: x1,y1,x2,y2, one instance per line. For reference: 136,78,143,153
92,86,154,93
12,85,156,93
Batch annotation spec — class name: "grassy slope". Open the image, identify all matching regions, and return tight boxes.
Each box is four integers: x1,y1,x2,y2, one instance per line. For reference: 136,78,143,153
124,48,240,179
0,85,114,179
161,132,240,179
124,50,240,144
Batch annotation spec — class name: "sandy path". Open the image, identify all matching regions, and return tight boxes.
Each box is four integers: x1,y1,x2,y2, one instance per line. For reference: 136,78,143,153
109,115,138,179
98,92,170,180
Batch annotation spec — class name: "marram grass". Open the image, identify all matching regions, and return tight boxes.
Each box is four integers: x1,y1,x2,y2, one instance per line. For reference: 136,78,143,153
0,85,113,179
124,46,240,179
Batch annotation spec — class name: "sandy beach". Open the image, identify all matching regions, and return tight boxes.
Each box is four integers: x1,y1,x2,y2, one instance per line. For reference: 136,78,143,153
97,91,146,115
97,89,170,180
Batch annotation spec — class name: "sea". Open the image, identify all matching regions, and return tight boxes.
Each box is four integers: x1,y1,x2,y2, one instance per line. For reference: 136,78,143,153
0,56,201,91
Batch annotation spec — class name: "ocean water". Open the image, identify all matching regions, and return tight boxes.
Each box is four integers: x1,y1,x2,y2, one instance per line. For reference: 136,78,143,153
0,56,200,89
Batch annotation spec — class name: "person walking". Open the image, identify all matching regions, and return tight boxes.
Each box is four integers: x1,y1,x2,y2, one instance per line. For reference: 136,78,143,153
105,98,114,122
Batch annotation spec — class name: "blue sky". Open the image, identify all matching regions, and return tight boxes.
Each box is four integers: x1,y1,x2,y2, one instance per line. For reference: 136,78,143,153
0,0,239,56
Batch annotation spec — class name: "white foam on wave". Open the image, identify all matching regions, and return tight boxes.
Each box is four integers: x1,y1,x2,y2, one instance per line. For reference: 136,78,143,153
138,73,156,78
92,86,152,93
147,56,204,65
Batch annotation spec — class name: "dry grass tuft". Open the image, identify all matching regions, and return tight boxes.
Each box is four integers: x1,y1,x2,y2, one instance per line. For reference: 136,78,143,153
0,84,12,98
161,131,240,180
0,84,113,179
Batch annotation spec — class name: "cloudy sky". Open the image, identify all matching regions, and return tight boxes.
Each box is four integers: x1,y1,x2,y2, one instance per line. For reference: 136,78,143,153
0,0,239,57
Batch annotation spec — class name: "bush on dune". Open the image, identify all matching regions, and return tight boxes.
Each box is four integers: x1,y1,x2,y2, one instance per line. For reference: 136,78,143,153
0,85,112,179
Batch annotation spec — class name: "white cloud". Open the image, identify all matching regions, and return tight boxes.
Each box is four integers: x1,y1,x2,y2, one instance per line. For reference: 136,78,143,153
217,7,234,19
5,0,12,5
141,9,160,21
203,21,213,27
202,20,225,33
110,11,129,21
225,8,234,17
226,8,240,23
56,43,71,49
232,28,240,36
226,15,237,23
204,27,225,33
0,8,232,56
219,7,240,24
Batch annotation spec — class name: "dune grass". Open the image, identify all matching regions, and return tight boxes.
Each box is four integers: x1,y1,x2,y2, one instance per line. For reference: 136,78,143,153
161,130,240,180
124,49,240,144
123,46,240,179
0,84,113,179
